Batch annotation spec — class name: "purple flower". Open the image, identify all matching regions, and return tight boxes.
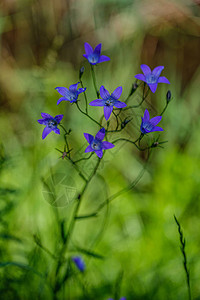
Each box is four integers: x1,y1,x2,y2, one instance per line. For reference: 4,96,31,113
55,82,86,105
83,42,110,65
84,128,115,158
135,64,170,93
72,256,85,272
37,113,63,139
89,86,127,121
140,109,163,134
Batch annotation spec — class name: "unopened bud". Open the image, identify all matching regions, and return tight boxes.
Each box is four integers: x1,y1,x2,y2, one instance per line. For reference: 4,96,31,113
129,82,138,96
166,90,171,104
152,141,159,148
121,118,131,129
79,66,85,79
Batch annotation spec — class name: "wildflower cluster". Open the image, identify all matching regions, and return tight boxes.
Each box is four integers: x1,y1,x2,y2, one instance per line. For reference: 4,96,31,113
37,42,171,299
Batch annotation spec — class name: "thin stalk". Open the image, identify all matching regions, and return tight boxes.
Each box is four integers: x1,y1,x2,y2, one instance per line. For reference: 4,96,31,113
174,215,192,300
80,79,88,114
53,158,101,296
111,137,148,151
76,102,102,127
160,103,168,116
90,65,99,98
74,152,94,163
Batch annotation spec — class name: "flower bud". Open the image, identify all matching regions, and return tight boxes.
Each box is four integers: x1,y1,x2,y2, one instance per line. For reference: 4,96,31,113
72,256,85,272
129,82,138,96
121,118,131,129
166,90,171,104
79,66,85,79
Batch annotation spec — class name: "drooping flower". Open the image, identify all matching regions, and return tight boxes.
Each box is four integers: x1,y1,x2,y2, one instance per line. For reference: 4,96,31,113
55,82,86,105
89,86,127,121
37,113,63,139
135,64,170,93
140,109,163,134
72,256,85,272
83,42,110,65
84,128,115,158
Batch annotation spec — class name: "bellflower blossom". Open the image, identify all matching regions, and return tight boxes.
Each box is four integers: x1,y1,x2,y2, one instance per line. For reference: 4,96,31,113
140,109,163,134
55,82,86,105
89,86,127,121
72,256,85,272
83,42,110,65
135,64,170,93
84,128,115,158
37,113,63,139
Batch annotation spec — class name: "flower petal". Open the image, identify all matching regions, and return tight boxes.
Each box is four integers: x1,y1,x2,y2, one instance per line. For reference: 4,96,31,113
78,87,86,94
38,118,47,125
111,86,122,100
148,83,158,93
95,150,103,158
84,133,94,144
100,86,110,100
72,256,85,272
57,97,70,105
85,145,93,153
54,114,63,123
143,109,150,121
102,141,115,150
140,64,151,76
93,43,101,56
134,74,146,82
98,55,110,63
41,113,52,119
152,66,164,78
150,116,162,126
151,126,164,132
114,100,127,108
55,87,70,98
104,106,113,121
42,127,52,139
95,128,105,141
89,99,105,106
69,82,79,92
157,76,170,84
84,42,93,55
53,127,60,135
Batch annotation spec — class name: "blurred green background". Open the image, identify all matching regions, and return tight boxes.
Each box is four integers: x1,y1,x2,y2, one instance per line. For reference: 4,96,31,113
0,0,200,299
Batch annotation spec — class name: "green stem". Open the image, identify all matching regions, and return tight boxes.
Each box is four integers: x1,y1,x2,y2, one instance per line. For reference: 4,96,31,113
65,155,88,182
112,110,119,131
76,102,102,127
59,124,71,156
111,137,147,151
80,79,88,114
90,65,99,98
174,215,192,300
53,158,101,296
160,103,168,116
74,153,94,163
89,150,151,214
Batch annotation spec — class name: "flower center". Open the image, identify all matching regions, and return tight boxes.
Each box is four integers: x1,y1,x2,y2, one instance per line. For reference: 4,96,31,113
105,98,114,106
146,74,157,84
48,119,57,128
88,53,99,64
69,92,77,102
91,139,101,150
142,122,153,132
